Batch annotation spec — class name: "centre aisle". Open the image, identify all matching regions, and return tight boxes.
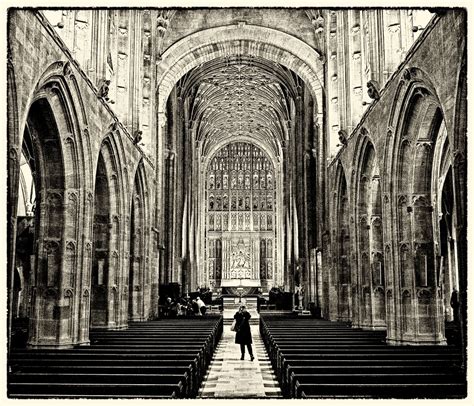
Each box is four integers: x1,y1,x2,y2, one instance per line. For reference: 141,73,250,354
198,322,282,398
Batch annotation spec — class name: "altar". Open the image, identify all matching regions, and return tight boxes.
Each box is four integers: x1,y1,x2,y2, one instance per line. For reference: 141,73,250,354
220,233,261,288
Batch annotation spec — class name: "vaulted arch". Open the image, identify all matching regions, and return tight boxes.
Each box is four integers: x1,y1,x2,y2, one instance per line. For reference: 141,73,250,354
128,161,150,322
7,57,94,349
90,135,126,330
334,162,350,321
156,24,324,115
353,136,384,330
389,80,448,344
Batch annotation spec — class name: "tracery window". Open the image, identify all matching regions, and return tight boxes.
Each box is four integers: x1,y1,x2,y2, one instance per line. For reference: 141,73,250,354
205,142,275,284
207,142,274,224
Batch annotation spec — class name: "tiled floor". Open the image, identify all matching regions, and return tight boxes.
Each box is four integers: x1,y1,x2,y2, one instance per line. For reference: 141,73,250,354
199,322,282,398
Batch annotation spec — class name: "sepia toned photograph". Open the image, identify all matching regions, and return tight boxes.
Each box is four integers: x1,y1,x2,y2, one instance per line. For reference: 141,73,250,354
5,2,468,400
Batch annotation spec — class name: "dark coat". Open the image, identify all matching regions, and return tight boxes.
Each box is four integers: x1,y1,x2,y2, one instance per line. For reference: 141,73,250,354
234,310,252,344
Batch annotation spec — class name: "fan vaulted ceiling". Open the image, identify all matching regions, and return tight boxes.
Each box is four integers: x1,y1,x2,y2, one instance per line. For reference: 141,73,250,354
177,55,304,158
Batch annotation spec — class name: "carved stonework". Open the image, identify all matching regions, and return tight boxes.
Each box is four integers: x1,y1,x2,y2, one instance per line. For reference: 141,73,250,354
63,61,73,78
416,288,432,300
402,68,412,81
188,58,293,152
412,194,430,207
367,80,381,100
156,10,176,59
371,216,382,228
398,195,407,206
402,289,411,298
413,87,431,99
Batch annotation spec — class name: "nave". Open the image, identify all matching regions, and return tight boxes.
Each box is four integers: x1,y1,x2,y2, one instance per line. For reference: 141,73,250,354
6,7,468,400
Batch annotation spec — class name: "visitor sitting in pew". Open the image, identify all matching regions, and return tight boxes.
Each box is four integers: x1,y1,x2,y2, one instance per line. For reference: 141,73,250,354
184,298,195,316
176,300,185,317
164,296,178,317
177,298,192,316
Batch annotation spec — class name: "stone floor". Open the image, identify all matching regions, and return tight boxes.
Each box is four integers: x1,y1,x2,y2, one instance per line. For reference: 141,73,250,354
198,322,282,398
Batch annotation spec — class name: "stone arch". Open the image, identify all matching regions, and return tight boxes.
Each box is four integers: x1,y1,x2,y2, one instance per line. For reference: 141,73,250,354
90,136,126,329
390,66,445,144
12,65,90,348
156,24,324,114
406,90,442,289
128,161,149,322
334,162,350,321
353,136,385,329
21,61,90,192
18,90,80,348
390,79,448,344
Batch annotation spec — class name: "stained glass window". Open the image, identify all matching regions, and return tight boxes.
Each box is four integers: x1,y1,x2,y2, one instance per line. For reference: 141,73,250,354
206,142,276,283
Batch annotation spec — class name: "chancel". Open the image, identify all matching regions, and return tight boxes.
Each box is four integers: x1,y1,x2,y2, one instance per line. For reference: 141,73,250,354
6,6,467,399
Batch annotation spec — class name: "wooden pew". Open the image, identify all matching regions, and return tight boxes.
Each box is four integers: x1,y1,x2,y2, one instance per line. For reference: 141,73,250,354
8,316,223,399
260,316,466,399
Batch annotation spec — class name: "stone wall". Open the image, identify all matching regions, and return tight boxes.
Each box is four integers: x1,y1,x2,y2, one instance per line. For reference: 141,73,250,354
324,10,466,344
8,9,159,348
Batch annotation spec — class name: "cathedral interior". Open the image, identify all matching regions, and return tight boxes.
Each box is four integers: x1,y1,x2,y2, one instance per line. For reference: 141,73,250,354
6,7,468,399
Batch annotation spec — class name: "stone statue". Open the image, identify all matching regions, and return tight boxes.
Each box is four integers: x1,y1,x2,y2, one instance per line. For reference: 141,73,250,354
97,79,111,100
133,130,142,145
296,285,304,310
338,130,348,146
367,79,381,100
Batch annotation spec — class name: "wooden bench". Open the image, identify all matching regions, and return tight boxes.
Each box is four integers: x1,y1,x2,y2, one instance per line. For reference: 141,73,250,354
286,367,463,397
8,381,183,398
299,382,467,399
8,316,223,399
260,316,466,399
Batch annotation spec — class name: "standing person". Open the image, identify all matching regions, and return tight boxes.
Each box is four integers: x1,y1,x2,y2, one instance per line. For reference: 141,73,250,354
234,305,254,361
191,299,199,315
164,296,173,317
196,296,206,316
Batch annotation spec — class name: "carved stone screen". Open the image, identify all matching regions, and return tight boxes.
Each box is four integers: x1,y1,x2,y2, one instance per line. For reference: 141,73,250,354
206,142,275,289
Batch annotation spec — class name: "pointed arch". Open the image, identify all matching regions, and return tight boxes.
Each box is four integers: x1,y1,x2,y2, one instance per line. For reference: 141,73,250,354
156,24,324,115
389,76,448,344
353,135,385,329
90,134,126,329
334,161,351,321
128,160,149,322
